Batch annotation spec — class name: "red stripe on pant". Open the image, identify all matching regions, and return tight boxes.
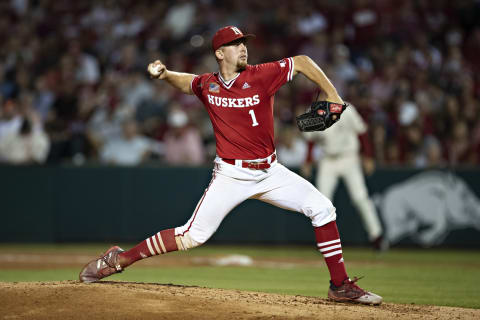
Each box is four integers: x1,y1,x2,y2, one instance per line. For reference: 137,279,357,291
179,171,217,236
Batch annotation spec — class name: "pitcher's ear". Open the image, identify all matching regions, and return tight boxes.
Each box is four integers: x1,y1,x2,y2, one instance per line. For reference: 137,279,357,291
215,49,224,60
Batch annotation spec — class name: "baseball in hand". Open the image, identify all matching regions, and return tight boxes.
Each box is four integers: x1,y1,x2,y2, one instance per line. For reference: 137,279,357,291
149,64,164,77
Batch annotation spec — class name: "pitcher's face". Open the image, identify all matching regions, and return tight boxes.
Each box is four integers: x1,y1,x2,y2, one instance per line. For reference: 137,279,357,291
219,38,248,71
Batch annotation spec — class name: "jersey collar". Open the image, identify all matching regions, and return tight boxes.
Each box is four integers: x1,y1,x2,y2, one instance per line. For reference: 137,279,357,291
218,72,241,89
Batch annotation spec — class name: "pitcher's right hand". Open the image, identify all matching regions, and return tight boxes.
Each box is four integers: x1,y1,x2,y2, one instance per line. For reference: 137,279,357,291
148,60,167,79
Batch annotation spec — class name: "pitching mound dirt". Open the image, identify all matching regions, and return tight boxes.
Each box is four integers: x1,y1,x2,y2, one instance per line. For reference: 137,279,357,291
1,281,478,320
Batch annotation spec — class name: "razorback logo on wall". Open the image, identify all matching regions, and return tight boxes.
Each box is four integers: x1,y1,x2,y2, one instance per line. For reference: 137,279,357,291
374,171,480,247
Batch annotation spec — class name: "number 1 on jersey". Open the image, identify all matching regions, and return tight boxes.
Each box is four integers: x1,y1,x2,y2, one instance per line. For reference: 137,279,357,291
249,109,259,127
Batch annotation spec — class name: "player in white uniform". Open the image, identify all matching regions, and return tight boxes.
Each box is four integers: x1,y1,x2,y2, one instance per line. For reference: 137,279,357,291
79,26,382,305
304,104,386,250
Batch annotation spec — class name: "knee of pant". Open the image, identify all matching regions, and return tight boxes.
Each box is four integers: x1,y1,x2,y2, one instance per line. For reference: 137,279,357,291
305,205,337,227
300,192,336,226
175,231,203,251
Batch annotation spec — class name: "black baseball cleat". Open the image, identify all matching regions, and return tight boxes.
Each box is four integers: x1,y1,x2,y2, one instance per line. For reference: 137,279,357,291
79,246,124,283
328,277,383,305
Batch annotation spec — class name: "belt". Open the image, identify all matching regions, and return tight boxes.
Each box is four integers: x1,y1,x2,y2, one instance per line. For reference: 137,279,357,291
222,154,277,170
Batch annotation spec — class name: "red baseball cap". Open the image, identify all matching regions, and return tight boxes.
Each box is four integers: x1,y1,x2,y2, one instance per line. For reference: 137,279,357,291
212,26,255,51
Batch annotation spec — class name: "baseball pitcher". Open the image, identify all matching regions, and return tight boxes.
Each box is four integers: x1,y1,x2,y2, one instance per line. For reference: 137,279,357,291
79,26,382,305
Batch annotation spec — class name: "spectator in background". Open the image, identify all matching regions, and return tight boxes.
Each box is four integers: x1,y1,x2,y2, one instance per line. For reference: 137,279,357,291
163,0,196,40
100,119,152,166
329,44,358,96
164,108,205,165
371,122,387,165
276,125,307,168
417,135,446,169
0,98,22,139
370,65,399,106
296,4,328,36
399,123,424,165
298,32,328,66
121,71,155,112
33,75,55,122
447,121,477,166
67,41,101,86
348,0,380,48
86,71,128,156
0,116,50,165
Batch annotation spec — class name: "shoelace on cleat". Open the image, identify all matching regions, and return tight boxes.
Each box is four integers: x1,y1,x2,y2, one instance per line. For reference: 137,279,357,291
100,251,122,272
345,276,367,296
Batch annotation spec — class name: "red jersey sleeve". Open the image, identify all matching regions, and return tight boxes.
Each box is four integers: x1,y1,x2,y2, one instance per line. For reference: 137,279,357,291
190,74,204,98
254,57,295,96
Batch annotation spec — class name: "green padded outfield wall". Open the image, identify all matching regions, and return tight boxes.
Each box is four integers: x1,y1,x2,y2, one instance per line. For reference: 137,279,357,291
1,165,479,247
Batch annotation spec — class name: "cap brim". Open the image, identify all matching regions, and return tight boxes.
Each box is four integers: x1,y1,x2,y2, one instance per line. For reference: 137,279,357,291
223,34,256,46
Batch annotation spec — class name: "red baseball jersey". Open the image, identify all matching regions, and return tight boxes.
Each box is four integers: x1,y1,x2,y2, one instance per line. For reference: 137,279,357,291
191,57,294,160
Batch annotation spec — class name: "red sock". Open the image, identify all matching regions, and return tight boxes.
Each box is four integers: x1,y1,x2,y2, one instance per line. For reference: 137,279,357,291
314,221,348,287
119,228,178,268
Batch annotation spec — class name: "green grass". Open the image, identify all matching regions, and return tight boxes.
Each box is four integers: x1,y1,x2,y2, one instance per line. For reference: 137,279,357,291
0,244,479,309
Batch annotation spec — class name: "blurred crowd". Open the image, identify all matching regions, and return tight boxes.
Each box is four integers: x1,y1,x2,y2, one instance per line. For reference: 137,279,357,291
0,0,479,168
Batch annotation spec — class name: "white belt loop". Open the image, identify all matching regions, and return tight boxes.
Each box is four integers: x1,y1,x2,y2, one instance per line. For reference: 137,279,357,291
235,159,242,167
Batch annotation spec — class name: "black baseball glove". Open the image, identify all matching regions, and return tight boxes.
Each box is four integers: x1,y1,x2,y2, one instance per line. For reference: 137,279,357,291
296,101,348,132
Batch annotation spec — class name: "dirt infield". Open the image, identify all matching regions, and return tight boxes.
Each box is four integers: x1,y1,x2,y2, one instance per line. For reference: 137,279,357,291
1,281,479,320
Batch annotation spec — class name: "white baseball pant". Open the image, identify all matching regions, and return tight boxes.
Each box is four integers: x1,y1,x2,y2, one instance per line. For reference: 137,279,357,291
175,155,336,249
